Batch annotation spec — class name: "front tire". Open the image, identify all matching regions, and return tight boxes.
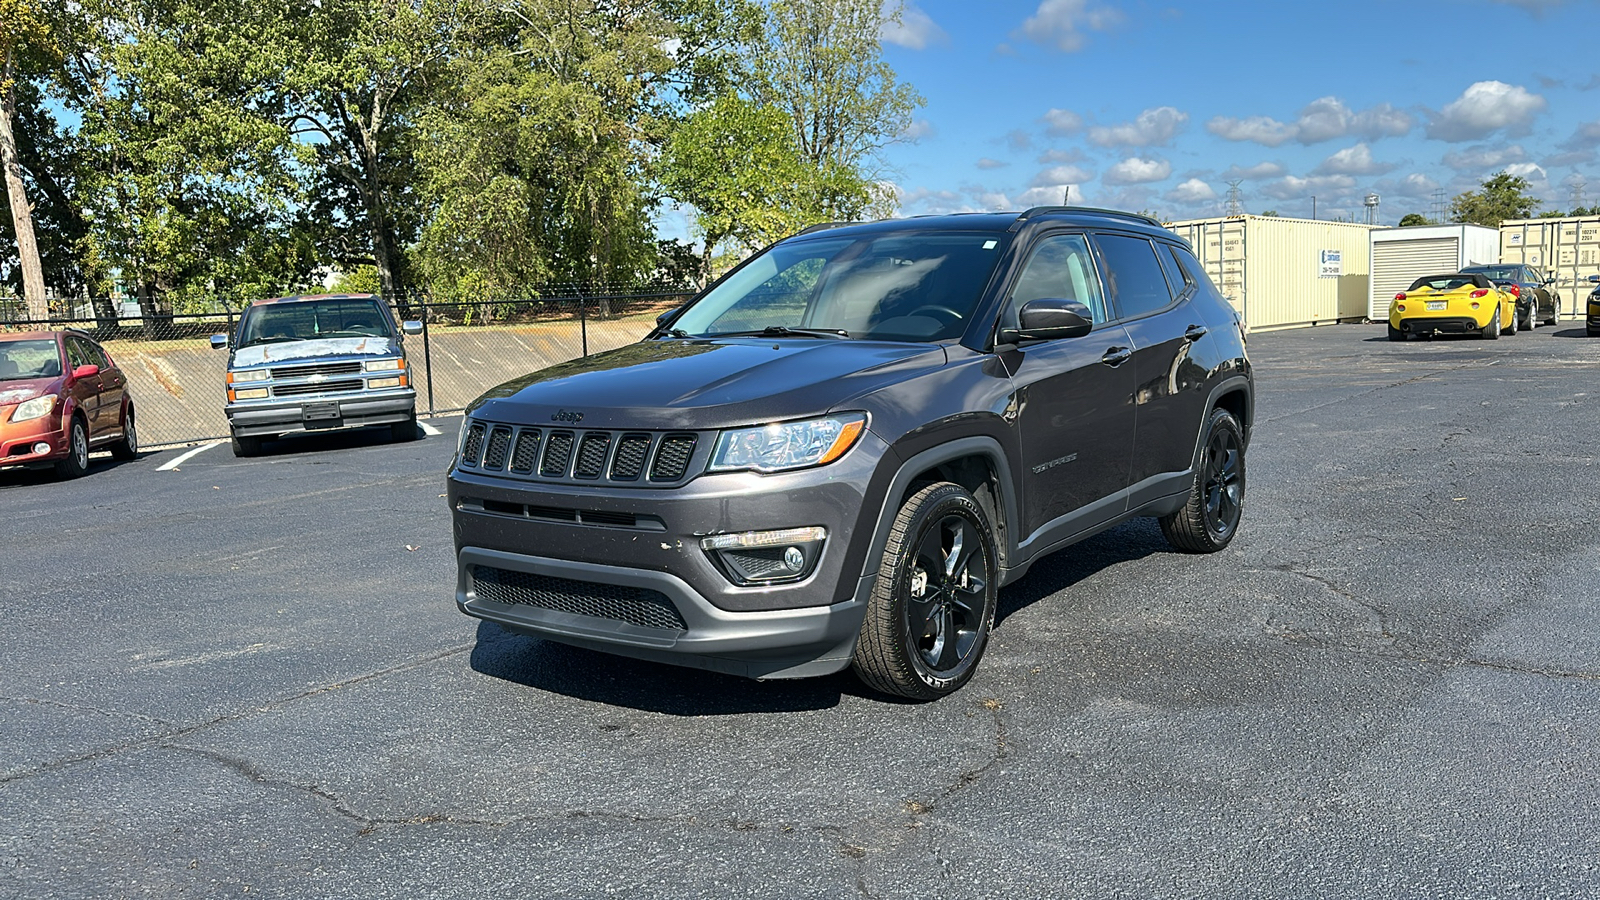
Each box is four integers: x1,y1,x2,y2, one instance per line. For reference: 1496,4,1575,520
391,415,419,442
853,483,999,701
231,431,264,457
54,416,91,479
1160,408,1246,553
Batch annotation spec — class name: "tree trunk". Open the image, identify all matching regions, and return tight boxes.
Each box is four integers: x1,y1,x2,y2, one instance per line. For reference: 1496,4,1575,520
1,54,48,323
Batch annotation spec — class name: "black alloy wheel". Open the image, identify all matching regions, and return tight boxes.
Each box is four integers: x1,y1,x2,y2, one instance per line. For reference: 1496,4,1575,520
1160,408,1246,553
853,482,998,700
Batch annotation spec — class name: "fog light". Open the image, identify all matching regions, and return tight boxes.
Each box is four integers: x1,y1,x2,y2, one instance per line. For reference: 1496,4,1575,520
702,526,826,585
33,442,50,455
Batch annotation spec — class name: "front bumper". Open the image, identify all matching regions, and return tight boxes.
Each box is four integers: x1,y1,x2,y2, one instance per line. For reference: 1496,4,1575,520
0,415,66,464
448,430,891,679
225,388,415,436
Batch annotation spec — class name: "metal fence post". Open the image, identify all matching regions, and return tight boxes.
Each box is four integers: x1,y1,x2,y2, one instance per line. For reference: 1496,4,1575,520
420,296,436,415
579,291,589,357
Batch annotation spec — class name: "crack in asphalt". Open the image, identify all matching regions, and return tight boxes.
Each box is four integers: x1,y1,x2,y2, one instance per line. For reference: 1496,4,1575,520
0,643,473,786
0,695,178,729
1265,565,1394,640
1276,637,1600,683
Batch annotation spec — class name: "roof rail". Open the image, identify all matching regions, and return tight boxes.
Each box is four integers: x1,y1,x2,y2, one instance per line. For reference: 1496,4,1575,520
1007,206,1164,232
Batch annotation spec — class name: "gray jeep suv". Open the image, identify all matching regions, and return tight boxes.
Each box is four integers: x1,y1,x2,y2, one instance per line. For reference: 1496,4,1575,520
448,207,1253,699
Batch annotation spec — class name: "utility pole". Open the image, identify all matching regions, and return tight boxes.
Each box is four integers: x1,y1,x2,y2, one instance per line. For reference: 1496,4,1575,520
1311,195,1317,220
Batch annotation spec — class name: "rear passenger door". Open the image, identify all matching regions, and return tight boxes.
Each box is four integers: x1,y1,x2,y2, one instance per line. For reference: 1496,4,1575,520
1092,233,1212,495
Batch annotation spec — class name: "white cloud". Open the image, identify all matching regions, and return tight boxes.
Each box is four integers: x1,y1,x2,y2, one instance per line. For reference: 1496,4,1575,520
1220,162,1288,181
1017,185,1089,207
976,158,1010,170
1314,143,1396,176
901,119,936,140
1441,143,1527,171
1208,97,1413,147
1206,115,1296,147
1260,174,1357,202
1506,162,1549,191
1031,164,1094,186
1088,107,1188,147
1168,179,1217,203
1426,81,1547,142
1104,157,1172,185
880,1,947,49
1014,0,1122,52
1006,129,1033,151
1036,148,1087,164
1372,172,1442,203
1042,108,1083,136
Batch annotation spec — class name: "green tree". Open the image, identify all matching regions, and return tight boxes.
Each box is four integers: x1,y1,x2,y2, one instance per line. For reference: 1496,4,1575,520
752,0,922,217
0,0,55,319
1398,213,1431,227
1450,171,1540,227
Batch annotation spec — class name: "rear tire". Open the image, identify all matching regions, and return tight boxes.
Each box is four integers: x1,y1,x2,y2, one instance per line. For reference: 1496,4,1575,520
54,417,91,479
852,482,999,701
1160,408,1246,554
231,431,263,457
1481,312,1500,340
1387,324,1405,341
110,408,138,460
1545,301,1558,327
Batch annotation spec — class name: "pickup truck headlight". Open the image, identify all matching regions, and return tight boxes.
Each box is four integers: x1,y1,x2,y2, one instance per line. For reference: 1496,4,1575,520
364,358,404,372
228,369,270,384
10,394,55,423
709,414,866,474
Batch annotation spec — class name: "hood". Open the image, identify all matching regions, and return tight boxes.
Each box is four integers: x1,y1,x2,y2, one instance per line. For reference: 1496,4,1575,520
468,338,947,430
0,377,61,407
232,336,396,368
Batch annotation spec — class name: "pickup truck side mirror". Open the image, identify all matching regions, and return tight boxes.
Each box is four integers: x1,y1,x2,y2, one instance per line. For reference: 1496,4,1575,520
997,298,1095,344
210,334,229,349
401,320,423,335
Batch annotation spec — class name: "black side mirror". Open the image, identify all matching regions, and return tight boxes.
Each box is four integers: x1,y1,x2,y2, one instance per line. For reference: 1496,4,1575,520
655,306,681,327
1588,275,1600,284
998,298,1095,344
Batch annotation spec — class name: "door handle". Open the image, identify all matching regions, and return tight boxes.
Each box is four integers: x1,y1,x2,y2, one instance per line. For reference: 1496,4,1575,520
1101,346,1132,367
1184,324,1209,341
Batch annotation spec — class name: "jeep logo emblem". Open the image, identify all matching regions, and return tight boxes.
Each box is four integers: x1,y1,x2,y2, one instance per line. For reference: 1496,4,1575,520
551,409,585,424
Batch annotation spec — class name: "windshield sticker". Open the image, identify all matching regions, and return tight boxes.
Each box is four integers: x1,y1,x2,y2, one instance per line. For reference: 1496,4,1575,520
231,336,394,368
983,240,998,250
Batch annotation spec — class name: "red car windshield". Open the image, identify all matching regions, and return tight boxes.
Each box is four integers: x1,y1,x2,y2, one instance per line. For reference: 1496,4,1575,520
0,339,63,380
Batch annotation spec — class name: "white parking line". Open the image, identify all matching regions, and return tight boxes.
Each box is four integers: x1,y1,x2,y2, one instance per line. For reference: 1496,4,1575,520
157,441,224,472
419,421,442,436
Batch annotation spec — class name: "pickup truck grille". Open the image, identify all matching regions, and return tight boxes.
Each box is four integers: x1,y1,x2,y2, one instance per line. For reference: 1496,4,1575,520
270,361,364,379
274,379,365,396
458,420,703,486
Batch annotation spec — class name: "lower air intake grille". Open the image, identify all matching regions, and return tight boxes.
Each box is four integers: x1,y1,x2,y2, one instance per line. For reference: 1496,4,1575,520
471,565,687,631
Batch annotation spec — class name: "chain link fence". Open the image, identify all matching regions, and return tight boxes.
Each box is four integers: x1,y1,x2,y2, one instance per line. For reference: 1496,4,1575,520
0,290,691,449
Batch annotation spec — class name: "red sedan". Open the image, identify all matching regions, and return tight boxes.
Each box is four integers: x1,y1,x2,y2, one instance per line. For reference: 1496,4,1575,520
0,330,138,478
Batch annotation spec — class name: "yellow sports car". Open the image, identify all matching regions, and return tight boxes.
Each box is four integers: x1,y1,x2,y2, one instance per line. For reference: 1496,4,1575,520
1389,272,1516,341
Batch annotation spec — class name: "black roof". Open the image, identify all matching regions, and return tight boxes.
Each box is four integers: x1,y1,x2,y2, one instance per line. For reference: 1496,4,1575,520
789,207,1174,243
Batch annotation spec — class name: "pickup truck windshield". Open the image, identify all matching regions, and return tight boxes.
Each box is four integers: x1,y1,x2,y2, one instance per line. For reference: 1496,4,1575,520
673,231,1009,342
238,300,390,348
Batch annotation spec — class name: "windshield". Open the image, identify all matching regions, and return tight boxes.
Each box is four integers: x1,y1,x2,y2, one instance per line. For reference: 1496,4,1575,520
238,299,391,348
1463,265,1519,281
0,339,63,380
671,231,1009,342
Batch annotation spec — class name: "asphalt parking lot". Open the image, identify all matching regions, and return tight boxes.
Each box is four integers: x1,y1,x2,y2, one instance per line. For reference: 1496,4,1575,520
3,322,1598,899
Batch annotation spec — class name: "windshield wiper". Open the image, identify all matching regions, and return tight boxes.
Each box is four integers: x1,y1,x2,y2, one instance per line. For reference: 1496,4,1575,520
658,328,692,339
238,336,305,347
718,326,850,339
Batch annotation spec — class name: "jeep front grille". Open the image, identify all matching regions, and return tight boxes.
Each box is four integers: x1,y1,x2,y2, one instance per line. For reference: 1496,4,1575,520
458,420,703,486
471,565,687,632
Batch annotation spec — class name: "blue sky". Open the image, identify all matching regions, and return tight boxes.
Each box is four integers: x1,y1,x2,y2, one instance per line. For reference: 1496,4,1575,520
871,0,1600,224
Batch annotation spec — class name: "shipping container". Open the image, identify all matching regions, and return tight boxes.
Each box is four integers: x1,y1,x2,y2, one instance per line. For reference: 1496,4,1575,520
1499,216,1600,321
1367,225,1499,321
1166,215,1375,331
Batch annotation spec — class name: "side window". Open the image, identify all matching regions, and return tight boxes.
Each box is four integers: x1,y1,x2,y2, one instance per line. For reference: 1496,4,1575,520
65,338,91,369
1095,234,1176,320
1004,233,1107,327
1158,244,1192,297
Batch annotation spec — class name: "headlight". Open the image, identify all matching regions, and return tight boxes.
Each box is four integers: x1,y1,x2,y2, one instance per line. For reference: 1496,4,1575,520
10,394,55,423
709,414,866,473
228,369,270,384
365,358,403,372
368,376,403,388
233,387,270,400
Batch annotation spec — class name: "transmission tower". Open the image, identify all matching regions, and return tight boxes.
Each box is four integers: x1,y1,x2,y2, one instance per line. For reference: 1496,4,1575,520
1430,189,1448,224
1569,177,1587,213
1224,180,1245,216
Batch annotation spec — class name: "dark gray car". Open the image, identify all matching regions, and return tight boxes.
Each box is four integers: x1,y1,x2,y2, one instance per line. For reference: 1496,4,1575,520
448,208,1254,699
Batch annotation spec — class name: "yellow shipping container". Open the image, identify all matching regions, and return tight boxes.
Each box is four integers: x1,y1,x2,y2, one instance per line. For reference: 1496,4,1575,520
1165,215,1377,331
